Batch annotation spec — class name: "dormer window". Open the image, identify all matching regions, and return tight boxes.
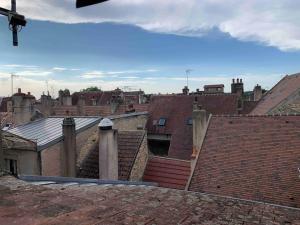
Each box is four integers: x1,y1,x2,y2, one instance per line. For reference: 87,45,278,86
158,118,166,126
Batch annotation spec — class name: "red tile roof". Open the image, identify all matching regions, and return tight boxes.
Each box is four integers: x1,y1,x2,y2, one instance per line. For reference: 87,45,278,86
143,156,190,189
189,115,300,208
251,73,300,114
146,95,238,160
1,176,300,224
78,130,145,180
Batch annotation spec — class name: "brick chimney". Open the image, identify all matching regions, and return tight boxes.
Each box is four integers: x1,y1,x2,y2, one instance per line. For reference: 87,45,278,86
253,84,262,101
191,106,208,159
61,117,77,177
98,118,118,180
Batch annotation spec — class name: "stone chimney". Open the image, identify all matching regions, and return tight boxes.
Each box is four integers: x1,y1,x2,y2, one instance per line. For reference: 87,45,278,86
77,95,86,116
253,84,262,101
231,78,244,97
12,88,35,125
61,117,77,177
191,106,208,159
98,118,118,180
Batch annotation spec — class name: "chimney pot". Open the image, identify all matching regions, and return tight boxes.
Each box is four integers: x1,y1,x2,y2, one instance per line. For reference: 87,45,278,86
18,88,21,94
237,78,239,83
240,79,243,83
27,92,30,95
232,79,235,83
99,118,114,130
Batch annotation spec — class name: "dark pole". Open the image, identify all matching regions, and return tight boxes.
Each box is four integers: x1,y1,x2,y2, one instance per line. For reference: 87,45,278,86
11,0,18,46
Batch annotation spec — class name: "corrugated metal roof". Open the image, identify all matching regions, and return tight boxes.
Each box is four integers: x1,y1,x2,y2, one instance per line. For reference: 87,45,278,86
7,117,101,151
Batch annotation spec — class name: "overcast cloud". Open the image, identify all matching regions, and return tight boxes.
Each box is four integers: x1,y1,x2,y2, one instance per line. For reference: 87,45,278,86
1,0,300,51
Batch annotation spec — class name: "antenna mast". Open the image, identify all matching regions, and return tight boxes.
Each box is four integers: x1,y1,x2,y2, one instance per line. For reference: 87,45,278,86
185,69,192,89
0,0,27,46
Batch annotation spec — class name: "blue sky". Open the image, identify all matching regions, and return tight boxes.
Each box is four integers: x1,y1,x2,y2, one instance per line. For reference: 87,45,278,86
1,0,300,97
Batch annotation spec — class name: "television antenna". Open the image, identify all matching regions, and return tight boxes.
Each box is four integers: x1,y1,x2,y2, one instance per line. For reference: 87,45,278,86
11,74,20,95
185,69,192,89
0,0,27,46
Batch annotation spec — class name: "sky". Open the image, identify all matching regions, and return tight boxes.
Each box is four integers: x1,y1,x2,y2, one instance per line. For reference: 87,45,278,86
1,0,300,97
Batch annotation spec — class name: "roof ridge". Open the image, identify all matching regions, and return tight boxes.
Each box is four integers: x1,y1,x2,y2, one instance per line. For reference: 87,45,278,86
212,113,300,117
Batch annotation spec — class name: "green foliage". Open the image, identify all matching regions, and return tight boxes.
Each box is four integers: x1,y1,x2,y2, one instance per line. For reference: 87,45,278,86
80,86,101,92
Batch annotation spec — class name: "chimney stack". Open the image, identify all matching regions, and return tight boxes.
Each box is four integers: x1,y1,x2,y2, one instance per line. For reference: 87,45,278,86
253,84,263,101
18,88,21,94
192,106,208,158
98,118,118,180
61,117,77,177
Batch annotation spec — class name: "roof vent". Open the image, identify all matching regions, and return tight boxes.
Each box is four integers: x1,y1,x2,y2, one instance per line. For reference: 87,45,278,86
99,118,114,130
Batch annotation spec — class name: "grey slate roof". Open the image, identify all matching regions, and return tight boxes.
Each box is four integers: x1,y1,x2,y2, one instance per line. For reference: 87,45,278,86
7,117,101,151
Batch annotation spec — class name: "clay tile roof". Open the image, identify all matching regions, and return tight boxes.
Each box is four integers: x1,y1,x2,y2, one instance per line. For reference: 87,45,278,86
189,115,300,208
251,73,300,114
1,176,300,224
78,130,145,180
146,95,238,160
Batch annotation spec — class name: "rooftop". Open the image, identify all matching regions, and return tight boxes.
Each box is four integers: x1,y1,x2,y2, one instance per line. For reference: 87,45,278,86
146,95,238,160
251,73,300,114
78,130,146,180
189,115,300,208
1,175,300,224
6,117,101,151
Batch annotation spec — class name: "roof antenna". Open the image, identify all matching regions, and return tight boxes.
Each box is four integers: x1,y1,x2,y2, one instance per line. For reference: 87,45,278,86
0,0,27,46
185,69,192,89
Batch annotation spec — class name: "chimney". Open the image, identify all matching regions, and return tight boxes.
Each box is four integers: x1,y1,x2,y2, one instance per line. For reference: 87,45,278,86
18,88,21,94
77,95,86,116
27,92,31,96
192,107,208,159
61,117,77,177
182,86,189,95
253,84,262,101
232,78,235,84
98,118,118,180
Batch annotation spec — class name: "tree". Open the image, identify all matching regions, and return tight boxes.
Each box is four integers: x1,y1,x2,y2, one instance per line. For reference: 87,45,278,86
80,86,101,92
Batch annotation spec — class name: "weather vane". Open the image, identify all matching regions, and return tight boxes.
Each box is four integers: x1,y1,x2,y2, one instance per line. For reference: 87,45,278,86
0,0,27,46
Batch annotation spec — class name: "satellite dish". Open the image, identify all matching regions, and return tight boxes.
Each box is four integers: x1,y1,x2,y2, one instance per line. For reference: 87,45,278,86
76,0,109,8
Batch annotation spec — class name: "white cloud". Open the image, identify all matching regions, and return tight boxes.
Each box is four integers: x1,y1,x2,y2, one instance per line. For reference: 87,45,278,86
1,0,300,51
52,67,67,71
16,70,52,77
81,69,158,79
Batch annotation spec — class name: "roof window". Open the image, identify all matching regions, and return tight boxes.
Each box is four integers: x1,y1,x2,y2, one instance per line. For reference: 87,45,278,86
158,118,166,126
187,117,193,125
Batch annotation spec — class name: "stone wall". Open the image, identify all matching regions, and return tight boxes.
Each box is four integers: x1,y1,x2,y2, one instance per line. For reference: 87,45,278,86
41,142,61,176
112,114,148,131
4,149,39,175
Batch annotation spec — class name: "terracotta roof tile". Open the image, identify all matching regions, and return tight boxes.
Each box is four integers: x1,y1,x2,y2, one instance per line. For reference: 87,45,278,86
189,115,300,208
78,130,145,180
251,73,300,114
146,95,238,160
143,156,191,189
1,176,300,224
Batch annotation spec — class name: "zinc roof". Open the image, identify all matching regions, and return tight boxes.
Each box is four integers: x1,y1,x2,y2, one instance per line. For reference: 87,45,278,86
7,117,101,151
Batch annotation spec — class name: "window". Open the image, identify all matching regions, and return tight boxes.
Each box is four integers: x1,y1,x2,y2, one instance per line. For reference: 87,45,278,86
187,117,193,125
158,118,166,126
5,159,18,175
